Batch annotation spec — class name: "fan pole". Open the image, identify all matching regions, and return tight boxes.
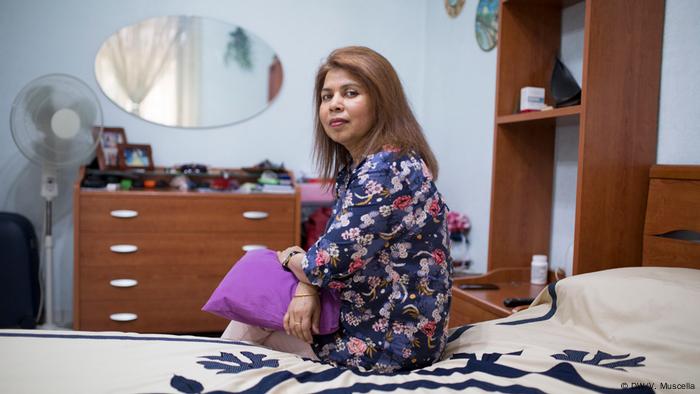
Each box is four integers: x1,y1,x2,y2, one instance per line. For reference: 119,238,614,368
42,200,58,329
39,169,59,330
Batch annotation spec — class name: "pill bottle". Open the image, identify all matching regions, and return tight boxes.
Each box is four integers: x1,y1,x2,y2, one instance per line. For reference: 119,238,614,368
530,254,548,285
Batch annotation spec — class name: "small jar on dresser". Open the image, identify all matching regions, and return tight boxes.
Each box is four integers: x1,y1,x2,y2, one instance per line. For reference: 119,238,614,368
73,167,300,333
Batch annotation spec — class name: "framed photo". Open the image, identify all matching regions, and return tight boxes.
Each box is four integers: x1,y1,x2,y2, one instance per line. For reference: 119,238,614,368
95,127,127,170
117,144,154,171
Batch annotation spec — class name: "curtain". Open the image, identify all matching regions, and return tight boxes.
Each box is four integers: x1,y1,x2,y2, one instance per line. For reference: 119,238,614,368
102,16,188,115
176,17,201,127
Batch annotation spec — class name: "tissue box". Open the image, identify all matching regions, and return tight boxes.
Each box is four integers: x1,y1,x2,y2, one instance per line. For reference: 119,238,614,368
520,87,545,111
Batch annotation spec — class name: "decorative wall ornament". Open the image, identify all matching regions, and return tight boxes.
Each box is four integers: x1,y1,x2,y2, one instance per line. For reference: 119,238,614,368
475,0,499,52
445,0,466,18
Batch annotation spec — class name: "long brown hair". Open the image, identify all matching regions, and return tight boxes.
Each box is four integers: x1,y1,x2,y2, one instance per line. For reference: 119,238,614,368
312,46,439,182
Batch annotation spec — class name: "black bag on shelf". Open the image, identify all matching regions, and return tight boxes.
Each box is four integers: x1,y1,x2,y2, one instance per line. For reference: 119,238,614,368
0,212,40,329
551,57,582,107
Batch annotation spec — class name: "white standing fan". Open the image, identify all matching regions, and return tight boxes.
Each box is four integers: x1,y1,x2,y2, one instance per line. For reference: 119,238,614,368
10,74,103,329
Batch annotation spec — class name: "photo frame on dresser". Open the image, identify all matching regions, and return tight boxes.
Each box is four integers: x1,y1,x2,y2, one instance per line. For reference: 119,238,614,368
94,127,127,170
117,143,154,171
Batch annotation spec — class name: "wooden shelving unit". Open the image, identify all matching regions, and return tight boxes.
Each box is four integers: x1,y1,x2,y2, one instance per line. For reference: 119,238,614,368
487,0,665,275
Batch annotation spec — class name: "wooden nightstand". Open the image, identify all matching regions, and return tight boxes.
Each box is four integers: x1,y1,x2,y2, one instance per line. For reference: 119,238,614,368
449,268,547,327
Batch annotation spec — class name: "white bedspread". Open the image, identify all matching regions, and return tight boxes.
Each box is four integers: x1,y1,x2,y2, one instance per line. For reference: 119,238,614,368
2,267,698,393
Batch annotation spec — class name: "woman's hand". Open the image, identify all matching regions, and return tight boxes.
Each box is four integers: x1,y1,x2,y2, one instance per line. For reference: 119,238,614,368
283,282,321,343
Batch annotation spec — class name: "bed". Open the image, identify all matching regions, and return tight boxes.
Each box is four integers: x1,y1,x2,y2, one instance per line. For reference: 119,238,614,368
2,165,699,393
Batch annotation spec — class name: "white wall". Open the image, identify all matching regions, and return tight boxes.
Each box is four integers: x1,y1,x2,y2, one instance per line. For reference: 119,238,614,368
549,1,585,276
657,0,700,164
423,2,497,274
0,0,427,326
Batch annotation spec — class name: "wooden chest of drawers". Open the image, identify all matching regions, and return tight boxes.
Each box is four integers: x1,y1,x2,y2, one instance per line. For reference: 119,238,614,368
73,188,300,333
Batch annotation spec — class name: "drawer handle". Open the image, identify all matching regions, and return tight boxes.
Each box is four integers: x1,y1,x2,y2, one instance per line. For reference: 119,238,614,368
109,313,138,322
110,210,139,219
242,211,269,220
109,279,138,288
110,244,139,253
242,244,267,252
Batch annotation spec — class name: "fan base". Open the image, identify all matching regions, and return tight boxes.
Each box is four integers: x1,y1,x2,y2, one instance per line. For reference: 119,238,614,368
38,322,62,330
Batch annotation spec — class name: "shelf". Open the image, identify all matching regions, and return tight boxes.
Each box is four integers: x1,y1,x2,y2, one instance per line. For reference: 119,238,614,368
504,0,583,7
84,167,280,178
496,105,581,125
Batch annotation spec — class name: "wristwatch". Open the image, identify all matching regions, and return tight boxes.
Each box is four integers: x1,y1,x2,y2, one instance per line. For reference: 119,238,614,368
282,251,301,271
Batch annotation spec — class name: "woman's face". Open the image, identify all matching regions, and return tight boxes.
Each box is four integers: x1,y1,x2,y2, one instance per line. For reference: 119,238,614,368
319,68,375,159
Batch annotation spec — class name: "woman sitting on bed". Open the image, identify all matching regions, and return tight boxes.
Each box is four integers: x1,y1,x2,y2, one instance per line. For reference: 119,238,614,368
224,46,452,374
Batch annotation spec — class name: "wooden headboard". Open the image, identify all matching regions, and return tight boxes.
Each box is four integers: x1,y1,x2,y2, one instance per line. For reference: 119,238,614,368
643,165,700,269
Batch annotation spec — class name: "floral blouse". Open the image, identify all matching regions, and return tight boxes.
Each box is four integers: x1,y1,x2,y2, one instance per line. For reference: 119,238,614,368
302,148,452,373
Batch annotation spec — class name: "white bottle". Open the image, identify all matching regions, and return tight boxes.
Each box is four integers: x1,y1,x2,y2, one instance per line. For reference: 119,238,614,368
530,254,548,285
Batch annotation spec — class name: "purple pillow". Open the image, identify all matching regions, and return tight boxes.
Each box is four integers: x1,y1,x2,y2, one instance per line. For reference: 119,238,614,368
202,248,340,334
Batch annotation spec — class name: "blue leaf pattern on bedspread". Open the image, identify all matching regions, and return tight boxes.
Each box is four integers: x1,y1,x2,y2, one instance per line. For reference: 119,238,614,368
170,349,652,393
196,351,279,374
170,375,204,393
450,350,524,363
551,350,645,371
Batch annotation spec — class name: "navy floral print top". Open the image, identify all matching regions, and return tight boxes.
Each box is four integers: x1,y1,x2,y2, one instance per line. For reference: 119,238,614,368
302,147,452,373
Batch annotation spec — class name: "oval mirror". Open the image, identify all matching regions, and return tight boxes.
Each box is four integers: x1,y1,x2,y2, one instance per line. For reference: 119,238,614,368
95,16,283,128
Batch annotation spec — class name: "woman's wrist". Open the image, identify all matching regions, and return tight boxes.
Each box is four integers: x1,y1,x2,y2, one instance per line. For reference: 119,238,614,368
288,253,316,285
282,251,301,270
296,281,318,296
293,293,318,298
286,252,304,272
